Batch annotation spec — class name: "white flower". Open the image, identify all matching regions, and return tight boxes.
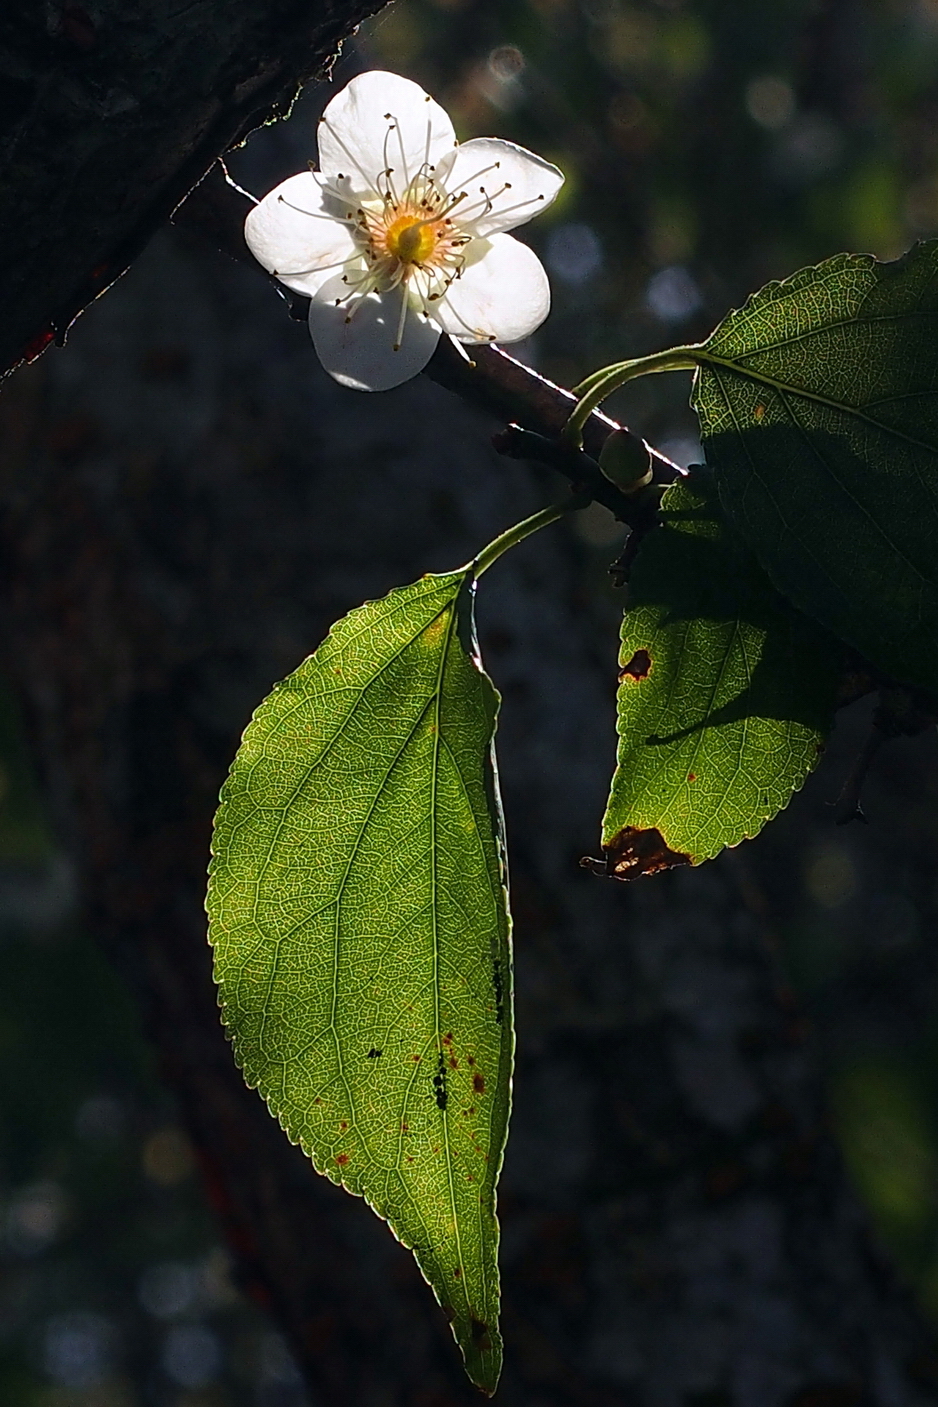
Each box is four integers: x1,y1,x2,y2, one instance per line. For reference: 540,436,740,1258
244,70,564,391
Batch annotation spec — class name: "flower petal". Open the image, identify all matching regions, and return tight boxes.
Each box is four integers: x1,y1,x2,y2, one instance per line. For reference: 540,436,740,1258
317,71,457,197
446,138,564,237
434,234,550,344
245,172,358,296
308,276,441,391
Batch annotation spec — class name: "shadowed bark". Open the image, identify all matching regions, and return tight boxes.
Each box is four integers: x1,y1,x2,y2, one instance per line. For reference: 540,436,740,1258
0,0,381,377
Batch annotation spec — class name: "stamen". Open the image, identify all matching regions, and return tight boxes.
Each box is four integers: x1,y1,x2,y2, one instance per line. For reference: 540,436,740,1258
437,292,491,342
276,194,344,222
458,190,546,227
322,174,360,209
392,284,409,351
404,159,435,208
381,124,402,204
450,160,502,195
341,269,379,294
388,111,412,189
448,335,476,365
457,182,509,216
412,268,443,325
273,256,353,279
422,118,433,184
343,291,371,325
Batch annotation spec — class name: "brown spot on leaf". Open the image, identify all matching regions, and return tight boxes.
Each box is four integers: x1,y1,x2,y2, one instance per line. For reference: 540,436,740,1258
581,825,693,881
470,1317,493,1353
467,1056,475,1066
454,1267,462,1278
753,403,766,421
687,772,697,782
442,1033,454,1046
339,1121,348,1131
473,1073,486,1095
335,1153,350,1167
618,648,652,682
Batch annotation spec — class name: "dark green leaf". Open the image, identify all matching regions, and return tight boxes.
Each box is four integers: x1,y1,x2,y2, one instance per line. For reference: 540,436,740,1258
599,472,841,875
206,570,511,1394
692,240,938,697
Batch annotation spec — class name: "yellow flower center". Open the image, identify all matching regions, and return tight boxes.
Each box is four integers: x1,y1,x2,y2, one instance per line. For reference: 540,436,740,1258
384,214,439,266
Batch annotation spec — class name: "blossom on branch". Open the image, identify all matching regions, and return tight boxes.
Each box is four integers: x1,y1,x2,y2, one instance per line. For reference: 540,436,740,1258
245,70,564,391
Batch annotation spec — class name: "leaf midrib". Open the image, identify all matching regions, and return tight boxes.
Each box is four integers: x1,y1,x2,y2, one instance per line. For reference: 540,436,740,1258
430,596,471,1317
697,349,938,460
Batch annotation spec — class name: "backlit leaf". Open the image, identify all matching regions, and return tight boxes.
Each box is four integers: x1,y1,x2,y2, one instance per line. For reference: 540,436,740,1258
207,569,511,1394
599,471,841,875
692,240,938,698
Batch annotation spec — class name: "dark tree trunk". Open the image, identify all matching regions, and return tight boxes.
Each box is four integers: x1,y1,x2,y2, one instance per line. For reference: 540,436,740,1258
0,0,380,377
0,3,937,1403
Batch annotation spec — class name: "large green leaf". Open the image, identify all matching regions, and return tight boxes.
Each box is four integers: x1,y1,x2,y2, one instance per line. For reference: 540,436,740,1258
691,240,938,698
598,472,841,876
207,569,512,1394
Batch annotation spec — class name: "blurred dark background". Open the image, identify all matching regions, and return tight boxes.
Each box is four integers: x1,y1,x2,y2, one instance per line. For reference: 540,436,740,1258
4,0,938,1402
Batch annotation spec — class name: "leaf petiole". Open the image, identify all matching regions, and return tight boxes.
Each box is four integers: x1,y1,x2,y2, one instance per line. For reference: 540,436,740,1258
562,346,701,448
473,491,590,578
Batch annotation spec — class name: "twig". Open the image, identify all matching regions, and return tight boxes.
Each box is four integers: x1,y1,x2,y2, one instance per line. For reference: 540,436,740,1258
833,686,938,824
832,725,883,825
171,164,682,514
489,424,641,524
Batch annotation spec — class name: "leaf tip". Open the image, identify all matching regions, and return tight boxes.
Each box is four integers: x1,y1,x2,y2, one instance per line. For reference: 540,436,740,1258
460,1317,503,1396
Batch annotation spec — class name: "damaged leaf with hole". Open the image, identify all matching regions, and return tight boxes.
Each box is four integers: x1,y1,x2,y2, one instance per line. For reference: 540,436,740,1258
598,471,842,872
582,824,692,879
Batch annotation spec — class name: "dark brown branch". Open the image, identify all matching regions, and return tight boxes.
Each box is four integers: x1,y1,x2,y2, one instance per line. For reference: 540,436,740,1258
488,423,643,522
172,163,679,512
